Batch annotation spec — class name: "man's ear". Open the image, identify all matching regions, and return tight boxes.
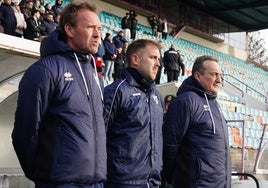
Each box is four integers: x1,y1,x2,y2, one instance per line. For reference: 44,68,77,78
130,54,139,67
64,24,74,37
193,71,201,81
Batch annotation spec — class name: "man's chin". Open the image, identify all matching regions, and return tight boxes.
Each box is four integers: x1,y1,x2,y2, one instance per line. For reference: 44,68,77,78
212,90,218,95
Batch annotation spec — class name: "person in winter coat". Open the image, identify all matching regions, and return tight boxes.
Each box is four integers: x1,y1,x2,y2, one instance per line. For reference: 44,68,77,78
163,44,185,82
12,1,106,188
162,55,232,188
112,30,127,49
103,32,117,82
113,46,125,80
42,12,58,35
0,0,17,36
121,12,131,42
51,0,63,16
23,9,46,41
103,39,164,188
130,13,137,40
93,37,105,76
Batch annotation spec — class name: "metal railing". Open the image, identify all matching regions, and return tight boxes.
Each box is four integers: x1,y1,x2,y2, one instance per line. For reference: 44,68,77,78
223,74,265,102
232,172,260,188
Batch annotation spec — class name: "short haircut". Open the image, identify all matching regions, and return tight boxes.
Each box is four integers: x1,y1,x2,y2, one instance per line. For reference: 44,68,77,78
192,55,219,75
126,39,161,66
58,1,98,41
31,9,39,16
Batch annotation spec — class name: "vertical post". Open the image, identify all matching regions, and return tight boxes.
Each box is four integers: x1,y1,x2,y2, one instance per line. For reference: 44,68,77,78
241,120,245,175
253,123,267,172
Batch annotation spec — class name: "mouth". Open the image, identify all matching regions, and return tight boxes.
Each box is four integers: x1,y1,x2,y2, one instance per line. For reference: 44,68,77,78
92,43,99,47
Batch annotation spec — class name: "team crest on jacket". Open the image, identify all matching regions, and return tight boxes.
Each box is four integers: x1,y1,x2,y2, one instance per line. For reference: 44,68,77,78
203,104,210,111
152,94,159,104
64,72,73,81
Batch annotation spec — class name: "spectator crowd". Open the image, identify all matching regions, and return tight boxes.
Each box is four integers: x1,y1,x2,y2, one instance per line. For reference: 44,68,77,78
0,0,61,41
0,0,184,85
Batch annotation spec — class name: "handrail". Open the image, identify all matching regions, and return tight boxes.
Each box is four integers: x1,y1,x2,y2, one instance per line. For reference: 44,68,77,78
222,74,244,97
0,71,25,105
224,73,265,99
0,71,24,86
231,172,260,188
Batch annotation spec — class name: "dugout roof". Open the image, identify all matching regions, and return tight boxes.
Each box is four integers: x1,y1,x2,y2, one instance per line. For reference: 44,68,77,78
175,0,268,32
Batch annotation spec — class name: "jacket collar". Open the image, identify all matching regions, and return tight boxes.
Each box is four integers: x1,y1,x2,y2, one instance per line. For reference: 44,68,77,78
123,67,155,91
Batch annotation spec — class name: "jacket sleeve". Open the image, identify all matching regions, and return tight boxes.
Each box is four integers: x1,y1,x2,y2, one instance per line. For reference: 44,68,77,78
103,84,121,131
12,63,54,180
162,98,191,183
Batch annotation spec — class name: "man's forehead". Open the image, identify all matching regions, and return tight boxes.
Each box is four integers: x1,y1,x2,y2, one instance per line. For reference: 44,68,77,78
203,60,220,69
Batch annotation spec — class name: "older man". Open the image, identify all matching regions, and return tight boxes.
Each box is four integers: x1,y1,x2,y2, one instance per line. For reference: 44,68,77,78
163,55,231,188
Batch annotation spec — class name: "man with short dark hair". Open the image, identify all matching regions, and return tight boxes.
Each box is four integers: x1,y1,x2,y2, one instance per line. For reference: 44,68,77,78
23,8,46,41
21,0,34,19
104,39,164,188
163,44,185,82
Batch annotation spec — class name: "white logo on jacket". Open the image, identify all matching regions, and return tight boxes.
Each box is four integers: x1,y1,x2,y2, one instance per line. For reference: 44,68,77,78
203,104,210,111
64,72,74,81
152,94,159,104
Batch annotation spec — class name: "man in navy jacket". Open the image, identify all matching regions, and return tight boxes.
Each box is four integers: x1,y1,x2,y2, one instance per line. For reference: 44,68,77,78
0,0,17,36
104,39,164,188
163,55,231,188
12,1,106,188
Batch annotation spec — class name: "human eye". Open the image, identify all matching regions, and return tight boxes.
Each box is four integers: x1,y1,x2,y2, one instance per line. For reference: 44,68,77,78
88,25,102,31
150,55,158,60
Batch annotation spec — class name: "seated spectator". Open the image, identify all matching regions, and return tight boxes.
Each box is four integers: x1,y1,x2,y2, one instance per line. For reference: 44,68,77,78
23,8,46,41
12,0,27,38
42,12,57,35
0,0,17,36
21,0,33,20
